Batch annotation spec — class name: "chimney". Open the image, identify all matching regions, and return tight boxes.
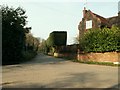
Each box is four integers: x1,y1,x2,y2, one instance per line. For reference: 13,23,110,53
83,7,86,18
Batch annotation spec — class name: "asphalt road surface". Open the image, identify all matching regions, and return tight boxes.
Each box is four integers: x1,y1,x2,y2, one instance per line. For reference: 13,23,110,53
2,53,119,88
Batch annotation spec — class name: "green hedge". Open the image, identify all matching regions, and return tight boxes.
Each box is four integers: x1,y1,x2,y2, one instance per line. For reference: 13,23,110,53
46,31,67,47
79,26,120,52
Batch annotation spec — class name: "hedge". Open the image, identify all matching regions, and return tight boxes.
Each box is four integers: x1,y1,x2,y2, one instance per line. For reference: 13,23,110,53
79,26,120,52
46,31,67,47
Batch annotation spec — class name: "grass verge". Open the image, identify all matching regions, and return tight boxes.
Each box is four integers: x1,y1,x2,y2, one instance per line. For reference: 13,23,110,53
72,59,120,67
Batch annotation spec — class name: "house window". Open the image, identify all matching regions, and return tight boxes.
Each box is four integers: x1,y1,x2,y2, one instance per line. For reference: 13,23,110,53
86,20,92,29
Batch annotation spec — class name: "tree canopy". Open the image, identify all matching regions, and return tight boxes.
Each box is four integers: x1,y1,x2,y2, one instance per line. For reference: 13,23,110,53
1,5,32,64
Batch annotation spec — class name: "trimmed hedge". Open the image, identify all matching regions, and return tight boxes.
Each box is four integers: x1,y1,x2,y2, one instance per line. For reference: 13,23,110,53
79,26,120,52
46,31,67,47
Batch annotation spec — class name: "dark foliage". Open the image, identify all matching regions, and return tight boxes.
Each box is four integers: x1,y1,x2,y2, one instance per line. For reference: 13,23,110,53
46,31,67,53
1,6,38,65
46,31,67,47
79,26,120,52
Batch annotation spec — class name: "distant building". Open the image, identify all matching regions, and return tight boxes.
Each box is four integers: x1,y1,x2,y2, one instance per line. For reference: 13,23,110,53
78,7,120,37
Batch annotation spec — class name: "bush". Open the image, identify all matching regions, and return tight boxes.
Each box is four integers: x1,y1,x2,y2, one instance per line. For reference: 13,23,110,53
22,51,37,62
46,31,67,47
79,26,120,52
46,31,67,53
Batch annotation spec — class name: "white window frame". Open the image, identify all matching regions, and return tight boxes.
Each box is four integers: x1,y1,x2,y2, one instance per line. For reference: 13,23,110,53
86,20,92,29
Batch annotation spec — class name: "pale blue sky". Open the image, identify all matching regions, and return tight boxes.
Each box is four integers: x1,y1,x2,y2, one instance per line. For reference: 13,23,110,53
1,0,120,44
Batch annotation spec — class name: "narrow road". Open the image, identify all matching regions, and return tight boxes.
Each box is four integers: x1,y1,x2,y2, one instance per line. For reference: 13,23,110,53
2,53,119,88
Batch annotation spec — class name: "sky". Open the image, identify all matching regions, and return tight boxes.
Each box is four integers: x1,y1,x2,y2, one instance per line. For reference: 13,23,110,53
1,0,120,45
118,1,120,12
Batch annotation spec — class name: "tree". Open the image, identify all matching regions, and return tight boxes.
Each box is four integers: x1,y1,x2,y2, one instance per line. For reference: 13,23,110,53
33,37,40,52
38,39,48,53
1,5,30,64
73,35,79,44
25,32,40,52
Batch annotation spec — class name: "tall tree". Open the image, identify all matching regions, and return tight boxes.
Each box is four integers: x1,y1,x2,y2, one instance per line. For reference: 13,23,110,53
25,33,40,52
1,5,29,64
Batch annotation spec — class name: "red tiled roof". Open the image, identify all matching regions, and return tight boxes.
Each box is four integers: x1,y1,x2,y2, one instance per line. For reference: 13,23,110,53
92,12,109,24
107,16,118,20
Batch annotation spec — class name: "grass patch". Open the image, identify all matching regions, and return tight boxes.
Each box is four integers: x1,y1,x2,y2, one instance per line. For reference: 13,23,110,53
72,59,120,66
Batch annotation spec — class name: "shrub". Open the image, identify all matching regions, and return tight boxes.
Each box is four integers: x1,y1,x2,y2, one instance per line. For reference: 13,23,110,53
79,26,120,52
46,31,67,53
22,51,37,62
46,31,67,47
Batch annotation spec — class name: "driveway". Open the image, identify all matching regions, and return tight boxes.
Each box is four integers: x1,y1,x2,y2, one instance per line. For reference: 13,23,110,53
2,53,119,88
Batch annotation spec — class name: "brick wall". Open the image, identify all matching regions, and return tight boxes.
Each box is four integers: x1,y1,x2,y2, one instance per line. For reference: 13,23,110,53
54,53,77,59
77,52,120,63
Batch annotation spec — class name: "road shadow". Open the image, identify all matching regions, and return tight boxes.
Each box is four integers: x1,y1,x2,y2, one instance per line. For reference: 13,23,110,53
2,72,95,88
23,53,71,65
2,53,71,68
2,71,119,89
45,72,118,88
108,83,120,89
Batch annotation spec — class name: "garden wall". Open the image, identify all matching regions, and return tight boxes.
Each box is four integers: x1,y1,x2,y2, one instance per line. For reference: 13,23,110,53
77,52,120,63
54,53,77,59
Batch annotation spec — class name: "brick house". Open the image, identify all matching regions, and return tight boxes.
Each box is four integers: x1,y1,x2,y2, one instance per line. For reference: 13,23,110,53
78,7,120,37
77,8,120,63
